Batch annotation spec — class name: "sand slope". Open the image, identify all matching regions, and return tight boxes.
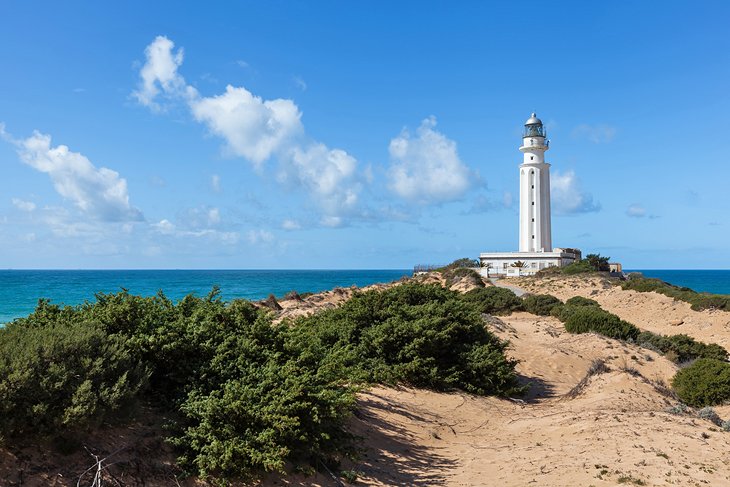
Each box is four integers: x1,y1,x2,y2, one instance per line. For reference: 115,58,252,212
347,308,730,486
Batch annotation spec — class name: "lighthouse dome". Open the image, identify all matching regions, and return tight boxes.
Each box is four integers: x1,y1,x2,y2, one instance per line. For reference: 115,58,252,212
525,112,542,125
523,112,546,138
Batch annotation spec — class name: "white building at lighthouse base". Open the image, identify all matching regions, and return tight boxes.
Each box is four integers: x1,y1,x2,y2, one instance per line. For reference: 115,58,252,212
479,248,581,277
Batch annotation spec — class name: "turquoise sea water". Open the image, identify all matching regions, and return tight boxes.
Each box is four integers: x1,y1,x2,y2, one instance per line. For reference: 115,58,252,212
628,270,730,296
0,269,410,324
2,269,729,325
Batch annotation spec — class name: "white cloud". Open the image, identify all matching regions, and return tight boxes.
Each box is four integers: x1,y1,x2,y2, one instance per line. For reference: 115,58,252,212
12,131,143,222
153,216,238,244
190,85,303,166
281,219,301,230
132,36,190,110
572,124,616,144
210,174,221,192
551,170,600,215
236,60,249,68
626,204,646,218
387,116,472,204
11,198,36,212
133,36,363,224
283,143,360,218
246,229,274,244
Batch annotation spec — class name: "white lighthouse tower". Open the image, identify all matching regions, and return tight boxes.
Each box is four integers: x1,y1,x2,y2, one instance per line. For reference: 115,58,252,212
519,113,552,252
478,112,581,276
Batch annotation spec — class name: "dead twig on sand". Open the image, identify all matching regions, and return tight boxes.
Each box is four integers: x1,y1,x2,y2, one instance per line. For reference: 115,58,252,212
76,446,125,487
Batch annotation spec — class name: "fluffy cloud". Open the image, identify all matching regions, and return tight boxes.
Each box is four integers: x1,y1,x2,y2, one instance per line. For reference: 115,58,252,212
190,85,303,165
388,117,472,204
134,36,361,224
626,204,646,218
551,170,600,215
14,131,143,221
285,143,359,216
132,36,189,110
572,124,616,144
11,198,36,212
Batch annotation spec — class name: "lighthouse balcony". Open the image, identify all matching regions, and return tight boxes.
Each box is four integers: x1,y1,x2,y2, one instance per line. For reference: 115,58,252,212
519,138,549,152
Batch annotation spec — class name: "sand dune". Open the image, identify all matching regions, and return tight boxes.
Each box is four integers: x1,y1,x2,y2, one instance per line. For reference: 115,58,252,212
5,274,730,486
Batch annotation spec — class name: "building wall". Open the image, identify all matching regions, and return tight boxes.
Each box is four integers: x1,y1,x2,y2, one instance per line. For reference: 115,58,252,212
518,135,552,253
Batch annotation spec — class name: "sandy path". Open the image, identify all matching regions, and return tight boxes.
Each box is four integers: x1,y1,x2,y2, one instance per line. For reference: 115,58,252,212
346,309,730,486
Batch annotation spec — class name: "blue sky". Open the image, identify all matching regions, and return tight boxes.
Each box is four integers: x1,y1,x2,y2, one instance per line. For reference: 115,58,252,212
1,1,729,269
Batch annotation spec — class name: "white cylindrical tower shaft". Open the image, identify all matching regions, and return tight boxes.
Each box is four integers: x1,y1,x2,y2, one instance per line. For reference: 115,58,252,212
518,113,552,253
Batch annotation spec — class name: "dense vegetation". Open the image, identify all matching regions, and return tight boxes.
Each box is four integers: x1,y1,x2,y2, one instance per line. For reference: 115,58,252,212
636,331,728,363
622,276,730,311
461,286,524,315
672,359,730,407
0,282,522,481
522,294,563,316
538,253,610,276
561,306,640,341
0,302,148,438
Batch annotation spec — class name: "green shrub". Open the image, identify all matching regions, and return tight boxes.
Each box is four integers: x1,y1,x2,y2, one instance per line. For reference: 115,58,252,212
442,266,485,288
565,296,601,307
0,317,148,437
460,286,524,315
170,312,356,479
636,331,728,363
1,283,525,481
563,306,640,341
561,260,595,275
621,276,730,312
522,294,563,316
289,283,524,396
672,359,730,407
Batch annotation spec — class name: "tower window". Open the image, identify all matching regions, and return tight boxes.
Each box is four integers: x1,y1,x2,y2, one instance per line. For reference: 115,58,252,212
531,185,534,189
531,202,534,206
532,235,535,239
530,156,534,160
532,218,535,222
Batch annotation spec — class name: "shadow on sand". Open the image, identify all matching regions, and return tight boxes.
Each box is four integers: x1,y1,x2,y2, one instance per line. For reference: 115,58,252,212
518,373,557,402
348,390,458,486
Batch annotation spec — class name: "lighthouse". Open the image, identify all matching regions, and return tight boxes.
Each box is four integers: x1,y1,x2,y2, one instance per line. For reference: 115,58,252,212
478,112,580,276
519,113,552,252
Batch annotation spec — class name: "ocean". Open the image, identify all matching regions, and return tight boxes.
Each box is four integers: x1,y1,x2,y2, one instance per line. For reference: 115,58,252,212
1,269,729,325
0,269,410,324
627,270,730,296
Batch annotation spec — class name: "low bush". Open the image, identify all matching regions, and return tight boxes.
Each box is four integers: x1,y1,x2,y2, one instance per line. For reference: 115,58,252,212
522,294,563,316
636,331,728,363
460,286,524,315
289,283,524,397
563,306,640,341
672,358,730,407
622,276,730,312
565,296,601,308
560,260,595,275
0,316,148,437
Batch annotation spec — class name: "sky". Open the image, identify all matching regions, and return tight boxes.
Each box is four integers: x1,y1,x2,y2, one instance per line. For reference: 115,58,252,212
1,1,729,269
